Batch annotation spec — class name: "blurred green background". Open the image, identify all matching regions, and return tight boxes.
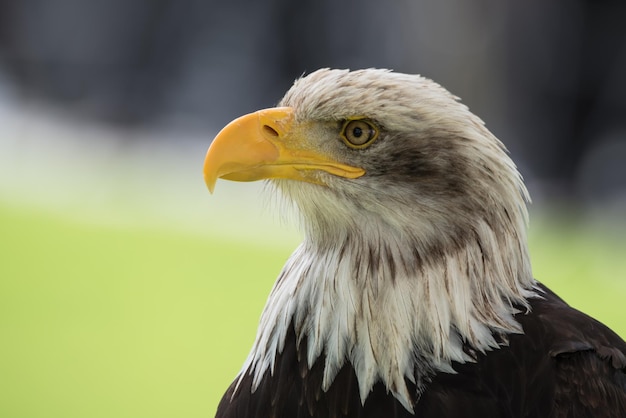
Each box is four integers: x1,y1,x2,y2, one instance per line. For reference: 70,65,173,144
0,201,290,418
1,179,625,417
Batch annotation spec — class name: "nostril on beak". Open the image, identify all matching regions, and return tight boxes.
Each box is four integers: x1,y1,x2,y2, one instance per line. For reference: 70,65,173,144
262,125,279,138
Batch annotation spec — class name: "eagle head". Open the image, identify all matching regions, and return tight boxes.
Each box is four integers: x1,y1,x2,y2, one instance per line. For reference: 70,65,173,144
204,68,536,411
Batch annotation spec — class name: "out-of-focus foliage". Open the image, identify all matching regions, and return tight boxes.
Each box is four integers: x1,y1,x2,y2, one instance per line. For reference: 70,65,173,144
0,203,624,418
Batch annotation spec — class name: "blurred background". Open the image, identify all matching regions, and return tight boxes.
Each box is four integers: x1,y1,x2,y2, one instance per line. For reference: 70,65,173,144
0,1,625,417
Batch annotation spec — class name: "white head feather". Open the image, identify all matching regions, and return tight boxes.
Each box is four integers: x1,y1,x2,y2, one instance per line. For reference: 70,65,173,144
234,68,536,412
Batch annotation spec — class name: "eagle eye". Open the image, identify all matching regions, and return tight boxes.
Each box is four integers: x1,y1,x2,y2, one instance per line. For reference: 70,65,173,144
341,119,379,149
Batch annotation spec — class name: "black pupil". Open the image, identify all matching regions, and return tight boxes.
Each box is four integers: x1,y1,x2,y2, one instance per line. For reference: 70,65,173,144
352,127,363,138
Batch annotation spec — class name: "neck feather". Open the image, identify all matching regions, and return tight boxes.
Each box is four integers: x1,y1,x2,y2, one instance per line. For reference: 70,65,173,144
235,214,535,412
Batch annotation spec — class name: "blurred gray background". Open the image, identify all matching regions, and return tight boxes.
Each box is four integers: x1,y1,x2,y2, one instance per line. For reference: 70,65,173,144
1,0,625,211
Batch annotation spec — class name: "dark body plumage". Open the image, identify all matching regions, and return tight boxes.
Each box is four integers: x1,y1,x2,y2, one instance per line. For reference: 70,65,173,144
217,283,626,418
205,69,626,417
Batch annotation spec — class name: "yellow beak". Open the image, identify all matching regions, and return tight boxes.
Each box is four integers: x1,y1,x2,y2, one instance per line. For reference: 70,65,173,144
203,107,365,193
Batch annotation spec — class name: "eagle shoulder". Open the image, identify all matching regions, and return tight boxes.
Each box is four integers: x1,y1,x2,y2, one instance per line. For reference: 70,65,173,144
530,284,626,417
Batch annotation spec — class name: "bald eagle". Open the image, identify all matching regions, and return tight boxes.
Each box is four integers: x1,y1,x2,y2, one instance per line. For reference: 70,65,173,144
204,69,626,417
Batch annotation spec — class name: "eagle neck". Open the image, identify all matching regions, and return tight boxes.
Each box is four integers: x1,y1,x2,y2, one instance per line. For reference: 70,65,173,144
237,215,535,412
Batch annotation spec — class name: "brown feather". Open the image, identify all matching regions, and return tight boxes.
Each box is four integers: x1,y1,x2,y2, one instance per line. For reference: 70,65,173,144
216,283,626,417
